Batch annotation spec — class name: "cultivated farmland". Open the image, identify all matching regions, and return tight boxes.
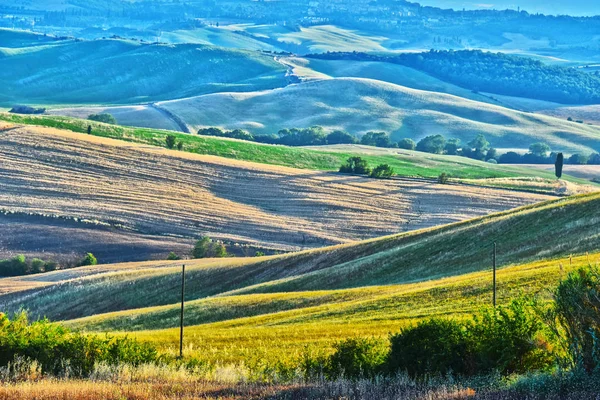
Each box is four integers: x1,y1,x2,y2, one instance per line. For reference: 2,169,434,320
0,125,553,262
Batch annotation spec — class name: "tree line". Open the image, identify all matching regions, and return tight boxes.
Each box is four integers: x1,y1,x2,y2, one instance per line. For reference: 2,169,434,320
0,253,97,277
309,50,600,105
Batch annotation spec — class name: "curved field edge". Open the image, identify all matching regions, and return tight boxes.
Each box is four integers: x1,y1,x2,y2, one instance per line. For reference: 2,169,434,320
0,112,593,186
2,192,599,322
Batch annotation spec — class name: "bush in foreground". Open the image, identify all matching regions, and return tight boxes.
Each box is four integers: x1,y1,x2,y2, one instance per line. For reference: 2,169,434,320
339,157,371,175
0,312,159,378
369,164,394,179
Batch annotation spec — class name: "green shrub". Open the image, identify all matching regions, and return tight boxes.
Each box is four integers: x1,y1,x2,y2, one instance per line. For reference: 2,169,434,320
192,237,212,259
397,138,416,150
327,337,388,379
0,312,159,378
88,113,117,124
438,172,450,184
548,265,600,373
30,258,46,274
79,253,97,267
0,255,28,277
369,164,394,179
165,134,177,149
167,252,180,260
176,141,184,151
471,299,553,375
387,319,474,377
339,157,371,175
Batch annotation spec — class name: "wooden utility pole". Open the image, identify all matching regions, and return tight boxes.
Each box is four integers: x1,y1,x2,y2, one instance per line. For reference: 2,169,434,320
493,242,497,308
179,264,186,358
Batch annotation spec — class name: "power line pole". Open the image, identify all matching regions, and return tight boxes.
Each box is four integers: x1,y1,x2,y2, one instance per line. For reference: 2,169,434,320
179,264,186,358
493,242,497,308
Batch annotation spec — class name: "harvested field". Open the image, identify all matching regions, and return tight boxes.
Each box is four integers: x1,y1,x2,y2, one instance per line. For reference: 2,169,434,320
0,126,553,261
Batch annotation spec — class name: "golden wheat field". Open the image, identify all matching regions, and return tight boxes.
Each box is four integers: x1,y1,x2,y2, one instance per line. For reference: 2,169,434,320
0,126,553,262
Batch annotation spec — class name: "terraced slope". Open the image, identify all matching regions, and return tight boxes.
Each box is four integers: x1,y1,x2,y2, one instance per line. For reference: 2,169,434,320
159,78,600,153
0,125,548,262
0,34,286,105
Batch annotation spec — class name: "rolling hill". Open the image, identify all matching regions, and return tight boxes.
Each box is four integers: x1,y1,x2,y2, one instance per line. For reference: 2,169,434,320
0,123,552,263
0,33,287,105
158,78,600,153
1,192,599,363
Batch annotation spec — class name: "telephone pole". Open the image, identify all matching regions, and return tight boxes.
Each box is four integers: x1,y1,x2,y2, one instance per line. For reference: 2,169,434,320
179,264,186,358
492,242,497,307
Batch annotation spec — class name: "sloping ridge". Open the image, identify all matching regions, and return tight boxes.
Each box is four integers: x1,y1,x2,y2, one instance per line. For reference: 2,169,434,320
2,192,599,321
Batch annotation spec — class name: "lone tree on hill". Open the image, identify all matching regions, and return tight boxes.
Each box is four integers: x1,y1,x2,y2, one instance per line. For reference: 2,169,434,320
165,135,176,149
555,152,564,179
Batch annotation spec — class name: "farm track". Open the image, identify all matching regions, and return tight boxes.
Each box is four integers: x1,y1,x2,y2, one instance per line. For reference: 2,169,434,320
0,126,554,261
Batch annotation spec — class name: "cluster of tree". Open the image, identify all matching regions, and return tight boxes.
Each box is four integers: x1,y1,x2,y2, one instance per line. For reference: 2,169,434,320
310,50,600,105
413,134,498,162
0,253,97,277
198,126,359,147
9,105,46,114
88,113,117,124
165,134,184,150
499,143,600,165
313,265,600,381
191,236,229,259
339,157,395,179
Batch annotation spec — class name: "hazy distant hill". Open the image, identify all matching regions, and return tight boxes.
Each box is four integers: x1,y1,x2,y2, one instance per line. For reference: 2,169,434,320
0,32,286,105
417,0,600,16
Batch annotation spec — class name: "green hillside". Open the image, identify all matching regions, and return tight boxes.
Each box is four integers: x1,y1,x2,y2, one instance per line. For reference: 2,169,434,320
1,193,599,364
160,77,600,153
0,33,287,105
0,28,67,48
3,192,598,324
1,112,589,185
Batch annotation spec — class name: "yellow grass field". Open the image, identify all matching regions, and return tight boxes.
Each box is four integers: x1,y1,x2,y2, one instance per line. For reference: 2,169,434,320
0,125,552,262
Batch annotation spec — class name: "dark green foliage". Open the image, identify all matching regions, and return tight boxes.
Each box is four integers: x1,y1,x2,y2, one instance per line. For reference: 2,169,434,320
397,138,416,150
0,312,159,377
0,255,28,277
326,337,388,379
87,113,117,125
529,142,551,157
568,153,589,165
191,236,229,259
589,153,600,165
167,252,180,260
192,236,212,259
548,265,600,373
369,164,394,179
498,151,524,164
387,319,473,377
464,134,490,160
79,253,97,267
255,251,266,257
278,126,327,146
444,138,461,155
386,300,552,378
165,134,176,149
9,105,45,114
416,135,446,154
176,141,183,151
555,153,564,179
485,148,498,162
471,299,553,375
87,125,92,135
339,157,371,175
326,130,358,145
361,131,392,148
438,172,450,184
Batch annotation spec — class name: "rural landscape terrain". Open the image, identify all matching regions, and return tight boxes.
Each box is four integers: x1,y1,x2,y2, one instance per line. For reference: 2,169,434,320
1,0,600,399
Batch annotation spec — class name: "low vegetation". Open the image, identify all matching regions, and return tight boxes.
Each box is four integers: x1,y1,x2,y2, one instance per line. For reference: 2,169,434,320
87,113,116,125
0,254,97,277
